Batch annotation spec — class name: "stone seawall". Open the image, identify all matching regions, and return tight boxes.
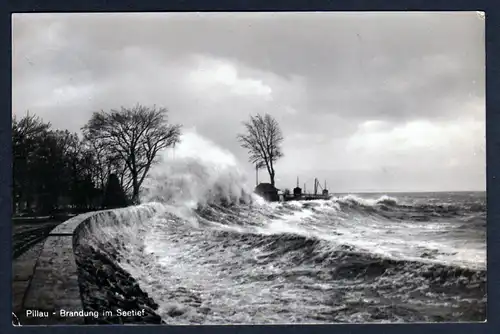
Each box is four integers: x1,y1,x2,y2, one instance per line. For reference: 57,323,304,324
19,207,164,325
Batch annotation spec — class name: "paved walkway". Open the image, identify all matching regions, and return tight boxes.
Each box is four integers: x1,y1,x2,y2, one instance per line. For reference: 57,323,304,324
12,240,46,324
11,219,66,325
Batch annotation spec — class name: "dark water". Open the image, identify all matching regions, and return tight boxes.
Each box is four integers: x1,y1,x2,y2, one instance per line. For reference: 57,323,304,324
98,191,486,324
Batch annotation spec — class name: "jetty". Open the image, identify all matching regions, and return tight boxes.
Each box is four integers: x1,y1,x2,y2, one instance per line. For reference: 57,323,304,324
254,176,332,202
283,177,331,201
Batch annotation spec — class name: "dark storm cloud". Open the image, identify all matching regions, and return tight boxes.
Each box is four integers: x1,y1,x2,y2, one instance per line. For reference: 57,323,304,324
12,12,485,192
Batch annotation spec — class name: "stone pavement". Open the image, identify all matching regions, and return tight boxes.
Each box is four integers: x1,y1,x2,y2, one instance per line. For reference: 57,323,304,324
12,213,96,325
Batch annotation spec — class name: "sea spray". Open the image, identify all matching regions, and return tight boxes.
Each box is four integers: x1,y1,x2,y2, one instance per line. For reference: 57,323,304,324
140,158,253,207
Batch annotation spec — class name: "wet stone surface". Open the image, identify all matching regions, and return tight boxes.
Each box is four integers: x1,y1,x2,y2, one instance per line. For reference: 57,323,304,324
74,239,165,325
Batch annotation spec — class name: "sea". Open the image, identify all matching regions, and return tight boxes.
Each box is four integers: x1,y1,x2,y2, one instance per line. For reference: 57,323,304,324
91,159,487,324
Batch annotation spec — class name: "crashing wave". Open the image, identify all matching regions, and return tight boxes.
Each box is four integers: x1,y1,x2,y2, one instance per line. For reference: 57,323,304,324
72,133,486,324
140,158,253,208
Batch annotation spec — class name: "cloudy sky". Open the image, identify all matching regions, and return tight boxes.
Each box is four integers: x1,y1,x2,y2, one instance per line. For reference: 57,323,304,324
12,12,485,192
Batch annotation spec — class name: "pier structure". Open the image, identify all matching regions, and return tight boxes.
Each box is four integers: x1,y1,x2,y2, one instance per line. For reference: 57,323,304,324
284,177,331,201
293,177,302,198
253,169,331,202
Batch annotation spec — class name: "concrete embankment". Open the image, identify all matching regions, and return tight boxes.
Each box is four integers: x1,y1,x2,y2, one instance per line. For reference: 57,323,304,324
16,207,165,325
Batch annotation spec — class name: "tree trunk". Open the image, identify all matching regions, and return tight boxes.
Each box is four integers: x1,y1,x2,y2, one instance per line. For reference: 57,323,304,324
12,187,18,214
130,150,140,204
132,178,140,204
269,161,276,187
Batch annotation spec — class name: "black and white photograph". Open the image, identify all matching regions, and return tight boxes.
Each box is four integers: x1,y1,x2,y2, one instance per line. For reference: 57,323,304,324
12,12,485,325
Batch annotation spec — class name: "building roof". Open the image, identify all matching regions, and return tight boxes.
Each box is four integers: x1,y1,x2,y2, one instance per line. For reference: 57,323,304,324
255,183,278,193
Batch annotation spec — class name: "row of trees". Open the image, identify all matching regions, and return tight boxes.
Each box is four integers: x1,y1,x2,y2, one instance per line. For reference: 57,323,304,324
12,105,181,215
12,102,284,215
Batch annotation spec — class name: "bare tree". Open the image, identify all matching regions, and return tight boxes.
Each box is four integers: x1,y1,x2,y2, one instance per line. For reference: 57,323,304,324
237,113,284,187
83,139,132,196
12,112,52,212
12,112,51,143
82,105,182,203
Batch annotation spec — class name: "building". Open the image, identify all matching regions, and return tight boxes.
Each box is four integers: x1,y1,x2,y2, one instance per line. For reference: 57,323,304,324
254,183,280,202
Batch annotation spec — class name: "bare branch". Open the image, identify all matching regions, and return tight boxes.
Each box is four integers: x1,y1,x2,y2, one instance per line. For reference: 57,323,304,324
82,104,182,203
237,113,284,187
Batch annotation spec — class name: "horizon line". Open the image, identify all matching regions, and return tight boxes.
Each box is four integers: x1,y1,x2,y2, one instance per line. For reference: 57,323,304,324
330,190,486,194
269,185,486,194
